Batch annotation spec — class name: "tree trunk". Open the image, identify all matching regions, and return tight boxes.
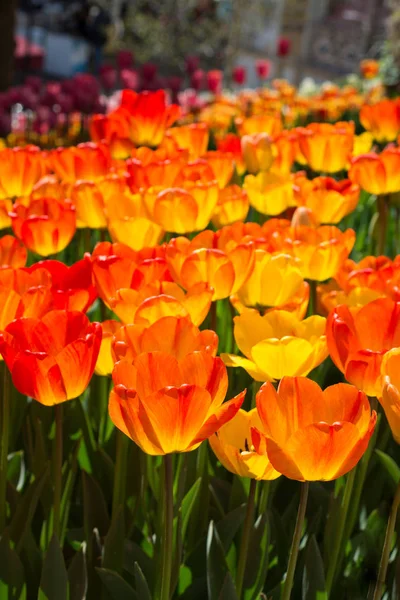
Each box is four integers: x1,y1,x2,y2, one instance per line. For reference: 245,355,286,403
0,1,16,92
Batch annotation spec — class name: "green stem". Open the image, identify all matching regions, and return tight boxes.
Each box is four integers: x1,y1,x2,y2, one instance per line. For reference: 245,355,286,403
325,468,356,596
308,279,318,316
258,480,271,516
53,404,63,539
377,195,388,256
160,454,174,600
281,481,309,600
210,300,217,334
373,479,400,600
0,366,10,532
236,478,257,598
112,431,129,520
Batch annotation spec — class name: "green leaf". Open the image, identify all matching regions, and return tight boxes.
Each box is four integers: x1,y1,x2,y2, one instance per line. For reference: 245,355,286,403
218,573,239,600
216,504,246,552
180,478,201,541
206,521,236,600
8,467,49,551
38,535,69,600
134,562,152,600
0,535,26,600
243,513,269,600
7,452,25,491
82,471,110,544
302,535,327,600
124,540,153,584
375,450,400,490
96,569,137,600
103,508,125,574
68,543,88,600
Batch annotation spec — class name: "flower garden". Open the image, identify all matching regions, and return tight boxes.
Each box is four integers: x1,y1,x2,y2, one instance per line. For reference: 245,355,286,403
1,61,400,599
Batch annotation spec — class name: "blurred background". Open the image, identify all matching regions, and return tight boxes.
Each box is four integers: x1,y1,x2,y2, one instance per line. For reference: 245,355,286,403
0,0,398,139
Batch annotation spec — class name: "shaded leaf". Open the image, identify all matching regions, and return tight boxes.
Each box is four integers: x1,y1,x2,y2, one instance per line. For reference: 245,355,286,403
244,513,269,600
375,450,400,490
216,504,246,552
96,569,137,600
206,521,235,600
0,535,26,600
134,562,152,600
103,509,125,574
68,543,88,600
7,452,25,492
302,535,327,600
218,572,239,600
38,535,68,600
180,478,201,541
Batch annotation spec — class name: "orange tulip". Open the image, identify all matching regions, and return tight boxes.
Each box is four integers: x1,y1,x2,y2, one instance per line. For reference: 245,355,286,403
211,185,249,228
91,90,181,148
235,114,283,138
241,133,274,174
165,123,209,160
0,267,53,330
269,224,355,281
0,236,27,268
0,310,101,406
349,147,400,195
203,150,235,188
109,350,245,455
126,148,186,190
271,130,301,176
298,122,354,173
360,99,400,142
327,298,400,397
216,133,245,175
26,256,97,312
166,231,255,301
244,171,296,216
144,182,219,234
71,181,107,230
380,348,400,442
360,59,379,79
294,176,360,224
95,320,121,377
209,408,281,480
112,315,218,362
89,112,133,159
10,197,76,257
252,377,376,481
0,145,45,199
0,199,12,230
51,143,111,183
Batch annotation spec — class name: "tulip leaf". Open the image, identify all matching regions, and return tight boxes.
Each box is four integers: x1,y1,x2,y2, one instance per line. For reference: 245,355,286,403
375,450,400,490
95,568,137,600
302,535,327,600
218,572,239,600
103,508,125,574
7,451,25,491
60,440,80,545
38,535,69,600
8,466,49,551
180,477,201,541
206,521,238,600
124,540,153,584
82,471,110,542
243,513,269,600
133,562,152,600
0,535,26,600
68,543,88,600
216,504,246,552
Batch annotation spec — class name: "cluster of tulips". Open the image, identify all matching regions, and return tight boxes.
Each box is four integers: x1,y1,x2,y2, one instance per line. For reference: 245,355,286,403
1,78,400,600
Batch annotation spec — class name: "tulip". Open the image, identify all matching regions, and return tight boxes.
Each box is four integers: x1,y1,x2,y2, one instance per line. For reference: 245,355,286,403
298,122,354,173
255,59,271,80
211,185,249,228
209,408,280,480
166,231,255,301
0,267,53,331
0,235,27,268
71,181,107,230
0,310,101,405
380,348,400,443
360,59,379,80
349,147,400,195
360,99,400,142
294,176,360,224
271,130,301,176
0,199,12,230
223,310,328,381
327,298,400,397
50,142,111,183
165,123,209,160
0,145,45,199
233,66,247,86
241,133,273,174
269,224,355,281
112,315,218,362
109,350,245,455
95,320,121,377
10,197,76,257
235,114,283,138
277,36,291,57
26,256,97,312
244,171,296,216
252,377,376,481
207,70,223,94
203,150,235,188
127,148,187,190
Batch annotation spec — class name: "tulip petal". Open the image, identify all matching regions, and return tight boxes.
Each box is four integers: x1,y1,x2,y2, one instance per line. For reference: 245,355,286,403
221,353,268,382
